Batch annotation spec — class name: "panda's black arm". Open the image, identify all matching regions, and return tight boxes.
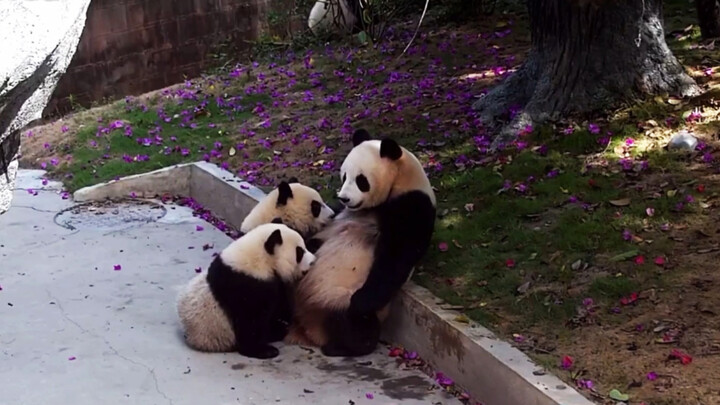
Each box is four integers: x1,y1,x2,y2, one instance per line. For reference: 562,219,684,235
349,192,436,315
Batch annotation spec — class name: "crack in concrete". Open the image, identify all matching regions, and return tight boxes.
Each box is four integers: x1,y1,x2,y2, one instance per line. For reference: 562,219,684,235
11,205,58,213
21,230,80,250
45,290,174,405
13,187,62,193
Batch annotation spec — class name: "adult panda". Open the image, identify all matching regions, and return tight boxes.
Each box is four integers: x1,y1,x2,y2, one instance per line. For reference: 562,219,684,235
308,0,366,35
177,223,316,359
240,178,335,242
286,129,436,357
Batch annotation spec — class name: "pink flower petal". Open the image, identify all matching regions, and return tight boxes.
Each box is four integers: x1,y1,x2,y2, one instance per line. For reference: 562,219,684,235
438,242,448,252
646,207,655,217
560,355,573,370
654,256,666,265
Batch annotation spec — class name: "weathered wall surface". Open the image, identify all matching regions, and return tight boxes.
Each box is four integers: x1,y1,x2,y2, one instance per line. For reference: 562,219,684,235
44,0,272,117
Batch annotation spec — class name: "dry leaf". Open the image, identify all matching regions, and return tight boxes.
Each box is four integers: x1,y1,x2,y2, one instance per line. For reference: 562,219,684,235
454,314,471,324
609,198,631,207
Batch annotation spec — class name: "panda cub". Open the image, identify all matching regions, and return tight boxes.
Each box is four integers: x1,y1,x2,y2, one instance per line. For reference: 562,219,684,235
177,223,316,359
287,129,437,357
240,178,335,243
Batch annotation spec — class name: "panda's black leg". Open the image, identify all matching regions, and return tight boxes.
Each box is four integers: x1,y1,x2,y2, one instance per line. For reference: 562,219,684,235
238,344,280,360
321,311,380,357
268,318,290,342
268,280,294,342
234,305,279,359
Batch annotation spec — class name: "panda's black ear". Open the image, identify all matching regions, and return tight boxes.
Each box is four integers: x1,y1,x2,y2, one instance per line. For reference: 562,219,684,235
287,177,299,184
352,129,371,147
264,229,283,255
380,138,402,160
271,217,283,224
277,181,293,206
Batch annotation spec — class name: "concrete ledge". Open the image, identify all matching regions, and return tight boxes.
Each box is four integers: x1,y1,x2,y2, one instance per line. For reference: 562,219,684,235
188,161,267,229
73,162,593,405
73,163,194,202
382,284,594,405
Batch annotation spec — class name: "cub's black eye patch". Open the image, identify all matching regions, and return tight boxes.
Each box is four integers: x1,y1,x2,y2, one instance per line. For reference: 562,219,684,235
311,200,322,218
356,174,370,192
296,246,305,264
342,173,347,183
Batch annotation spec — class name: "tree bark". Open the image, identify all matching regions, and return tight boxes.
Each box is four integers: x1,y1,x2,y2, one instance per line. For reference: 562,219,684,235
473,0,700,148
697,0,720,38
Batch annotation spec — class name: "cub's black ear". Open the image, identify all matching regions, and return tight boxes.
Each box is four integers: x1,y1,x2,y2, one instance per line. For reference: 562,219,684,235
276,181,293,206
287,177,299,184
264,229,283,255
379,138,402,160
352,129,371,147
271,217,283,224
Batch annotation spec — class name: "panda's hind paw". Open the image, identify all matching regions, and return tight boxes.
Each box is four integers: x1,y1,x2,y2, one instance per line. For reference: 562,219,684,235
321,342,350,357
239,344,280,359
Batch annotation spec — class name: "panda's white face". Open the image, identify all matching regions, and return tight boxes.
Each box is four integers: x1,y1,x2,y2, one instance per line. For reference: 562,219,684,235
337,140,399,211
266,224,317,280
221,223,316,282
280,183,335,231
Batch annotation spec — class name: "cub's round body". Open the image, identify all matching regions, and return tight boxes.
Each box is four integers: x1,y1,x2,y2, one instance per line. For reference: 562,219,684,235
287,130,436,357
177,223,315,359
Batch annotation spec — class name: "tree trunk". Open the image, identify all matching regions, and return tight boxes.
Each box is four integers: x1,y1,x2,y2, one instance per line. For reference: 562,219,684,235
697,0,720,38
473,0,700,148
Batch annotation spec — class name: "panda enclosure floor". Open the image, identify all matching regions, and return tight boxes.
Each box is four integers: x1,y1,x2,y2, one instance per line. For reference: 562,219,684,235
0,170,460,405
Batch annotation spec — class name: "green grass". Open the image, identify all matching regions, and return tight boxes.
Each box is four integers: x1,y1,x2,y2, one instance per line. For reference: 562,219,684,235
56,94,273,191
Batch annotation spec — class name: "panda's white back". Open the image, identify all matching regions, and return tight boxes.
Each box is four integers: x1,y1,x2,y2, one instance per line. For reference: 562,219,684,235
176,273,235,352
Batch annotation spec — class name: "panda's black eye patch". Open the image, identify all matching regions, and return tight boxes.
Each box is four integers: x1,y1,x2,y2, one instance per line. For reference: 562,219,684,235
311,200,322,218
356,174,370,192
342,173,347,183
296,246,305,264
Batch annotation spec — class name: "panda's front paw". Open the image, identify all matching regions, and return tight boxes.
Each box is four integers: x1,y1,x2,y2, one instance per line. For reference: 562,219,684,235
349,289,376,315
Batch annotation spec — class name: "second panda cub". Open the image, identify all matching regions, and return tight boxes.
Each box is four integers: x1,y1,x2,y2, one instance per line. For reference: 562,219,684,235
240,178,335,243
177,223,316,359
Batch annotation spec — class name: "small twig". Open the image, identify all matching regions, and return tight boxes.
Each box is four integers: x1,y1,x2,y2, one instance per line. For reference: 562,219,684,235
398,0,430,59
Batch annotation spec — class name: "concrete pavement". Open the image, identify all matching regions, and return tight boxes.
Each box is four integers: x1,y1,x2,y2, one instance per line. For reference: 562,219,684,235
0,170,460,405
